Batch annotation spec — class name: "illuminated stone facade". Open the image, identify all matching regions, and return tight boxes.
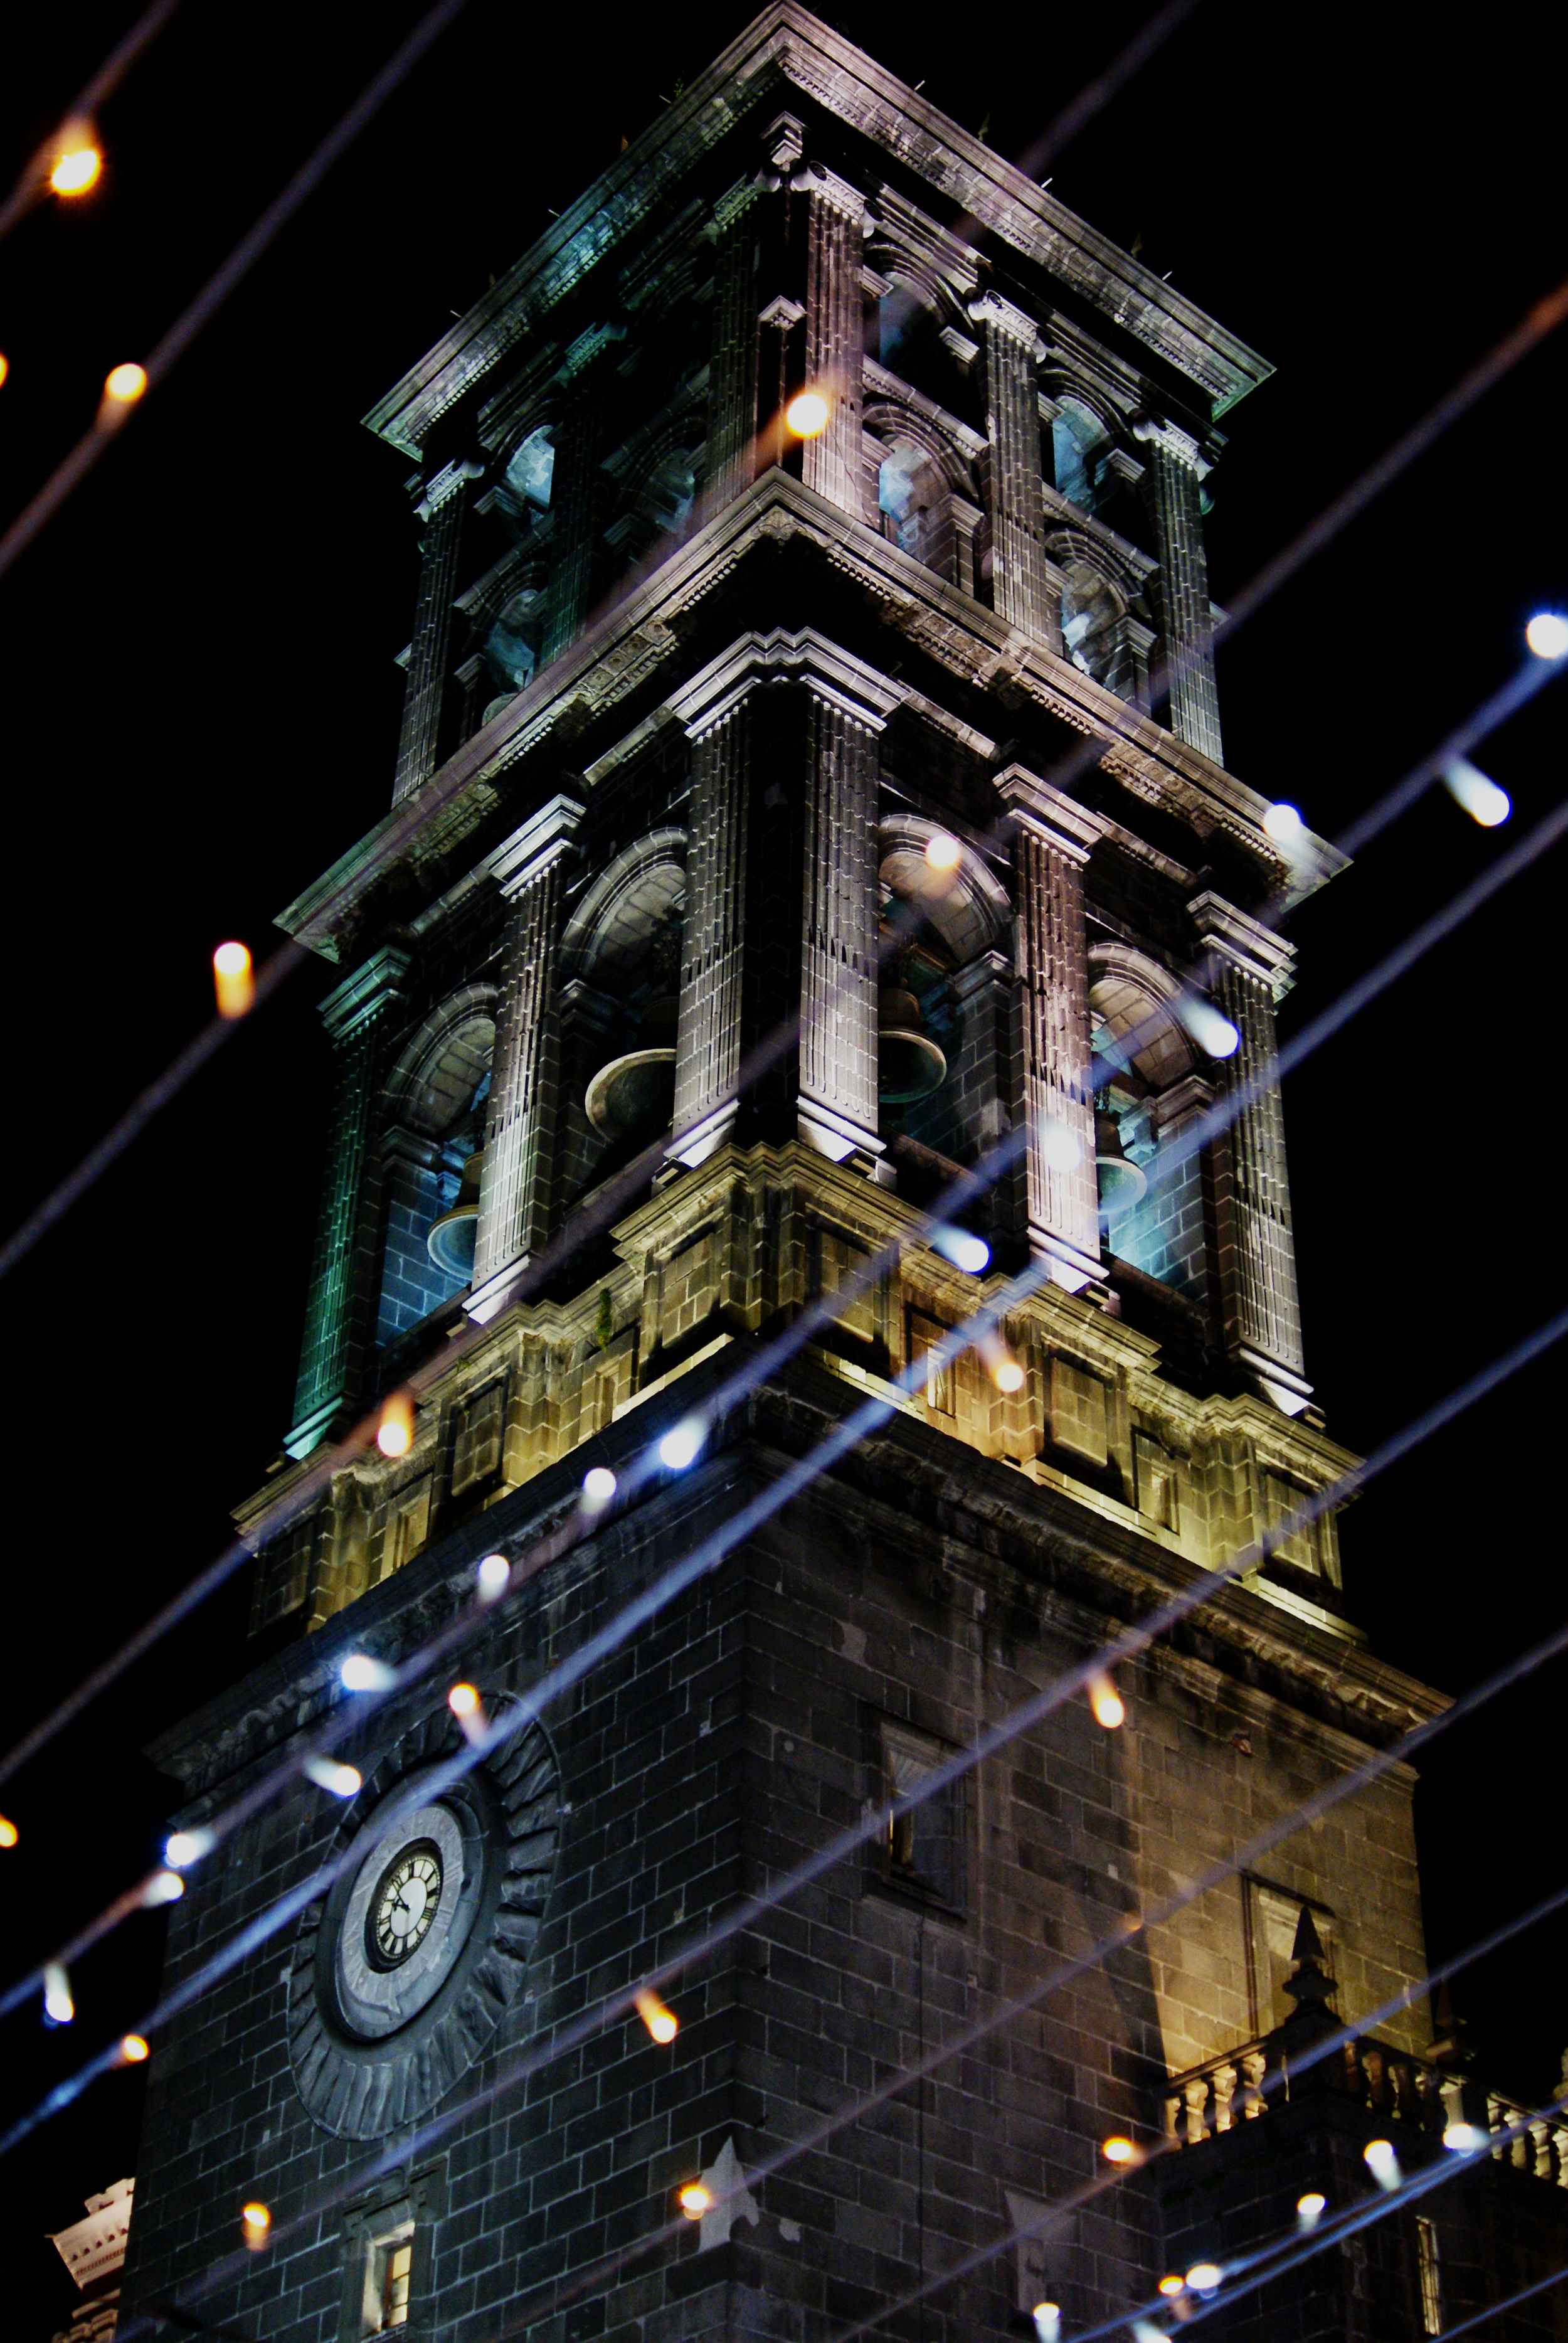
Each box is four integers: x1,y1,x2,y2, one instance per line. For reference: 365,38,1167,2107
120,11,1568,2342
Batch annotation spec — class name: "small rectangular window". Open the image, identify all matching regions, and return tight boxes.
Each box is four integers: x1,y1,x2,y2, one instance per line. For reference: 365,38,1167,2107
363,2221,415,2335
879,1719,965,1913
908,1310,955,1416
1416,2215,1443,2335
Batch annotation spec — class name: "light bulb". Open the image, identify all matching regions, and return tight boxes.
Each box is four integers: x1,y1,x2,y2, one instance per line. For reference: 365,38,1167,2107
785,390,829,437
213,940,255,1017
1088,1673,1125,1729
340,1652,396,1693
635,1989,679,2043
930,1224,990,1275
581,1465,618,1514
43,1963,74,2024
1443,2122,1485,2153
678,2181,711,2218
1441,756,1510,827
120,2033,150,2063
376,1392,414,1457
0,1814,17,1848
102,362,148,405
1186,2262,1222,2294
475,1553,511,1603
1296,2191,1326,2226
448,1682,481,1718
1101,2134,1136,2164
1177,997,1239,1058
924,830,962,872
1525,612,1568,661
1262,801,1304,846
301,1755,361,1798
1032,2307,1061,2343
51,141,102,196
1157,2275,1185,2297
659,1418,704,1472
989,1347,1026,1395
141,1869,184,1907
241,2201,271,2246
164,1828,213,1871
1364,2138,1400,2189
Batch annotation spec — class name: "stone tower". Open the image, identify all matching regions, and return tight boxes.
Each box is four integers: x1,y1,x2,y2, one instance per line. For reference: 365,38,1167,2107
120,11,1568,2342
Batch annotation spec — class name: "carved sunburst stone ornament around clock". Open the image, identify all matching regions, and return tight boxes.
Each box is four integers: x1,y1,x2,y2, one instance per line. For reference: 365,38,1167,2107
286,1700,560,2138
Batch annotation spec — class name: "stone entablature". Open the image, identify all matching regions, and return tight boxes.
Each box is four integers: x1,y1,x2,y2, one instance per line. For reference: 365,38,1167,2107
241,1140,1355,1645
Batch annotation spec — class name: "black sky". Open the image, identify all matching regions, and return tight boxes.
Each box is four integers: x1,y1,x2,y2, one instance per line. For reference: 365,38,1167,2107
1,3,1563,2330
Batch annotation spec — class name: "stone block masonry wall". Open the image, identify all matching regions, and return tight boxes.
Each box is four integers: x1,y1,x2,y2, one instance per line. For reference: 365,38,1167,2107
1111,1150,1208,1300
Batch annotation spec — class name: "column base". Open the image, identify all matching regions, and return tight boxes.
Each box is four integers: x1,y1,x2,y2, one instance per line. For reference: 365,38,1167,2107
1234,1342,1314,1418
667,1102,738,1171
798,1097,893,1185
1028,1223,1105,1297
465,1259,531,1327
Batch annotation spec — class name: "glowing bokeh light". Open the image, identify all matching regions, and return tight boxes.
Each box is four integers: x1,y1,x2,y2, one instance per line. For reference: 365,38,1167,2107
1101,2134,1137,2165
785,390,829,437
1186,2262,1222,2294
43,1963,74,2024
142,1869,184,1906
475,1552,511,1603
0,354,9,391
448,1682,481,1718
1262,801,1305,846
659,1418,704,1471
340,1652,396,1693
1088,1673,1125,1730
213,938,255,1017
1525,612,1568,661
678,2182,712,2218
51,144,102,196
635,1989,679,2044
0,1814,17,1848
930,1224,990,1275
164,1829,213,1871
1296,2191,1326,2226
120,2033,150,2063
302,1755,361,1798
1157,2276,1185,2298
990,1351,1027,1396
1032,2306,1062,2343
1178,997,1240,1058
1364,2138,1400,2189
1441,755,1510,828
1037,1116,1083,1169
103,362,148,405
241,2201,272,2246
376,1392,414,1457
1443,2122,1486,2152
924,829,962,872
581,1465,618,1514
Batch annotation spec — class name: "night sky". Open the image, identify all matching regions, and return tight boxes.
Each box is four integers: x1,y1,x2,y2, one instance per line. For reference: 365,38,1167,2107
1,3,1563,2330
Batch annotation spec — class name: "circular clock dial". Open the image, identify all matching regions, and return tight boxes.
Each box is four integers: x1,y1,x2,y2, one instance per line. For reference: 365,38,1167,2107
369,1841,443,1968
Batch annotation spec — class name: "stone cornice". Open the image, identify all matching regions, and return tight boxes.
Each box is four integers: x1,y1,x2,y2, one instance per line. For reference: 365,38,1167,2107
1188,888,1299,987
363,6,1271,462
666,627,905,735
996,765,1115,862
276,476,1340,966
484,794,586,896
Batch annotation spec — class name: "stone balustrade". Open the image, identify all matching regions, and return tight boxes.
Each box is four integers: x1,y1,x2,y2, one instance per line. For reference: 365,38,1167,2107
1161,2034,1568,2186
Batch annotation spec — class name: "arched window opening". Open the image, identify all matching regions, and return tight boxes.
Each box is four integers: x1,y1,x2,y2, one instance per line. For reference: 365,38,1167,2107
877,441,953,580
480,586,544,723
635,447,697,538
503,426,555,514
377,1016,495,1346
1060,560,1124,688
876,282,968,418
1087,964,1203,1299
1052,398,1111,516
561,851,687,1198
873,836,1007,1169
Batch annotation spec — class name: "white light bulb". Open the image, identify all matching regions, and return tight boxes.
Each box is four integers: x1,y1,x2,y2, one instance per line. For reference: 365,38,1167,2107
1443,2121,1485,2153
164,1828,213,1871
658,1418,704,1472
1296,2191,1326,2226
581,1465,618,1514
301,1755,361,1798
340,1652,396,1693
1032,2310,1061,2343
43,1963,74,2024
930,1225,990,1275
475,1552,511,1603
1363,2138,1401,2189
1441,756,1510,827
141,1869,185,1908
1262,800,1305,846
1178,997,1240,1058
1525,611,1568,661
1037,1116,1083,1170
1185,2262,1222,2295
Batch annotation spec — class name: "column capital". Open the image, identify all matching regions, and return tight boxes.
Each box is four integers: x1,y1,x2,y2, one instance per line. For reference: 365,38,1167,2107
415,457,482,523
797,163,863,220
486,794,586,896
1187,890,1296,991
1132,414,1205,471
997,767,1111,864
667,629,904,738
319,944,413,1043
970,292,1045,359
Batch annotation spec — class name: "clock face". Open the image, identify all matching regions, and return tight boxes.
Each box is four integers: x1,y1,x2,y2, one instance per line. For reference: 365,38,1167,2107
368,1841,443,1969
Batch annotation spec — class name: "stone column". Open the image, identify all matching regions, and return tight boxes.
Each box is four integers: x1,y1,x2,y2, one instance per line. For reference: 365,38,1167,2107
393,462,477,805
799,169,864,519
951,949,1023,1241
667,631,899,1176
1189,892,1310,1413
999,768,1105,1292
467,797,585,1324
975,295,1050,642
541,326,620,664
286,945,411,1457
1138,420,1223,766
703,179,764,519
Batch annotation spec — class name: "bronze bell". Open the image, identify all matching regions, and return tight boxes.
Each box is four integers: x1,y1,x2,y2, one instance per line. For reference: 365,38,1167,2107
426,1147,486,1279
1094,1109,1147,1221
877,985,946,1105
584,995,679,1141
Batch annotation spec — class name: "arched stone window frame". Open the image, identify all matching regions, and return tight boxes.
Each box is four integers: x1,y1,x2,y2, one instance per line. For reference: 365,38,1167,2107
558,827,689,1169
875,816,1012,1165
862,395,982,592
1045,527,1154,704
601,393,708,575
451,401,564,738
374,986,499,1347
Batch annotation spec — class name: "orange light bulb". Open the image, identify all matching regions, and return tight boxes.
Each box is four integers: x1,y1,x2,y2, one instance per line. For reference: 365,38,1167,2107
213,940,254,1017
103,362,147,405
51,141,102,196
678,2182,711,2218
376,1392,414,1457
635,1989,679,2044
120,2033,150,2063
785,390,829,437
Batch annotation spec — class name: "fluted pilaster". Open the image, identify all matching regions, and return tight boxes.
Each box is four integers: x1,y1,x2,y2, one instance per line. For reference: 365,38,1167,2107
393,464,474,805
704,180,764,519
800,169,864,519
1141,422,1223,765
977,296,1050,642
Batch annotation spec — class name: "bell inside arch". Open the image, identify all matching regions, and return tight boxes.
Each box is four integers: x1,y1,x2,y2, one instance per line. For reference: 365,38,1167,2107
426,1148,485,1280
1094,1108,1147,1221
878,984,946,1105
584,994,679,1142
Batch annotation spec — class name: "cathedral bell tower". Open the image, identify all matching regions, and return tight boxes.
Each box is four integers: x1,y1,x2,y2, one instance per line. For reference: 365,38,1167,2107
120,13,1526,2341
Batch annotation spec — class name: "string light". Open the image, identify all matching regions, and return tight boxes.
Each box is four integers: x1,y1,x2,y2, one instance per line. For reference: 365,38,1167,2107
164,1827,213,1870
1157,2275,1185,2297
301,1755,361,1798
785,390,829,437
43,1963,73,2024
658,1418,704,1471
376,1391,415,1457
1101,2134,1137,2164
1088,1672,1125,1729
1296,2191,1326,2227
475,1553,511,1603
1177,996,1241,1058
50,134,102,196
1032,2306,1061,2343
1441,755,1510,827
634,1989,678,2043
1525,612,1568,660
1186,2261,1222,2293
102,361,148,406
448,1682,485,1745
924,829,962,873
1262,801,1305,846
240,2201,271,2248
0,354,9,391
678,2181,711,2218
930,1225,990,1275
1364,2138,1401,2189
212,940,255,1017
120,2033,150,2064
340,1652,396,1693
0,1814,16,1848
580,1465,617,1514
140,1868,184,1906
